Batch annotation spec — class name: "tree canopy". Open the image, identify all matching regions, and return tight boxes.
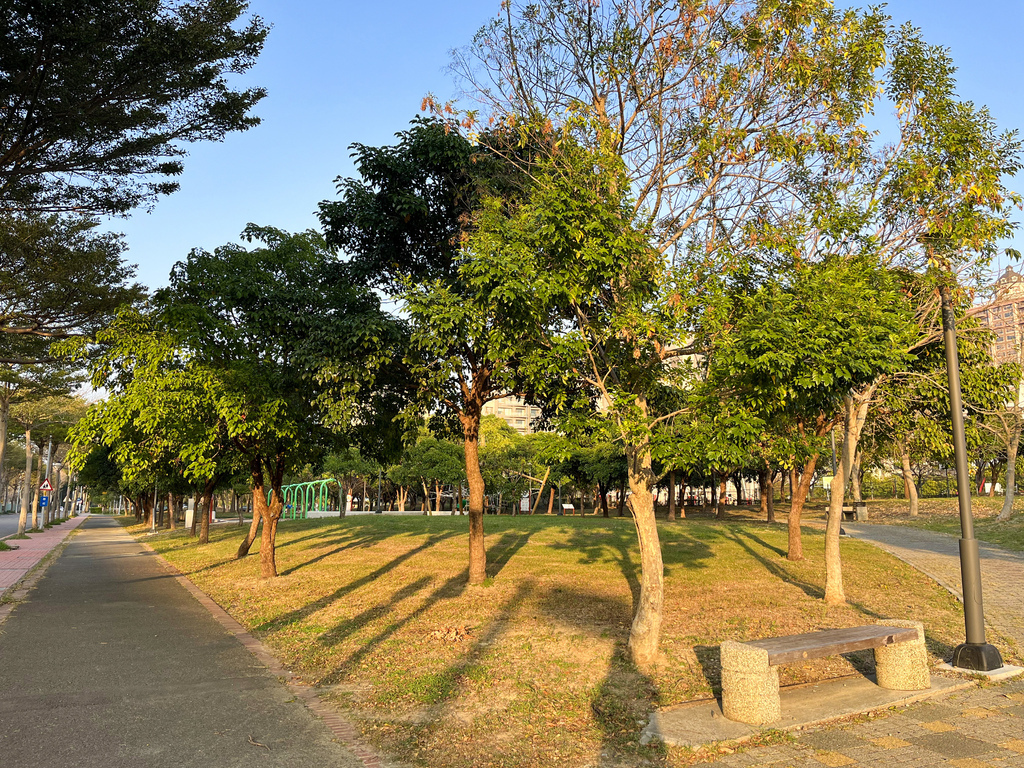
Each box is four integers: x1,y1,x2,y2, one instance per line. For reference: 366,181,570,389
0,0,268,214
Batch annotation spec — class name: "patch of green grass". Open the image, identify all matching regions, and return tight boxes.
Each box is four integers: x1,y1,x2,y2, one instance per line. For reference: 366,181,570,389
0,540,13,551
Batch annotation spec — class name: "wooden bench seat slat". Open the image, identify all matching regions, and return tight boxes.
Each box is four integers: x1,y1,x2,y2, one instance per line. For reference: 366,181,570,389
746,625,919,666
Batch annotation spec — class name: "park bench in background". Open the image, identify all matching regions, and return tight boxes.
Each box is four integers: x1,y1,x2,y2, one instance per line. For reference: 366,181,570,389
720,620,930,725
841,501,869,521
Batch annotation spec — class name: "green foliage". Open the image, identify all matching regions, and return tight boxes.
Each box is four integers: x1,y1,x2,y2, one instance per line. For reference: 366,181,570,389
155,225,407,482
324,447,380,489
0,0,268,214
710,257,917,418
389,437,464,489
0,214,143,354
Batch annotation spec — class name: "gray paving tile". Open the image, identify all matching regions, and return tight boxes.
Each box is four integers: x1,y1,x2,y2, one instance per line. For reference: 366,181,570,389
908,731,1001,758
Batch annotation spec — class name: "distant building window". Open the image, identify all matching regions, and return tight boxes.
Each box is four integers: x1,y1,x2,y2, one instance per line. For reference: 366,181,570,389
515,419,525,425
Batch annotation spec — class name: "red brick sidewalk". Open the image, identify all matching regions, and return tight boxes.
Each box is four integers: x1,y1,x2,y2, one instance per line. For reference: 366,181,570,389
0,514,89,592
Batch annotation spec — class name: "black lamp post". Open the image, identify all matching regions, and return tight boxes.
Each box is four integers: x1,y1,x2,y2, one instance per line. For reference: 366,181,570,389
923,235,1003,671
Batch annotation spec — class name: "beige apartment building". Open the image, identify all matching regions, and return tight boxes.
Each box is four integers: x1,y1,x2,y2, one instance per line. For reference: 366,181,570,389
483,395,542,435
982,266,1024,364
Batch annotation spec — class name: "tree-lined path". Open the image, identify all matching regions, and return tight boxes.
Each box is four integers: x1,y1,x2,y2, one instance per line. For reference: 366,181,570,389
845,523,1024,656
0,517,367,768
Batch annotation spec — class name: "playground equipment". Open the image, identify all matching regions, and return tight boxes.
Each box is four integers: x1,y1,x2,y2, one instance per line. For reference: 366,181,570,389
275,479,343,520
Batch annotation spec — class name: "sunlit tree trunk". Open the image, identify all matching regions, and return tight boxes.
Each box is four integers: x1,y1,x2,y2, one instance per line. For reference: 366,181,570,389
17,429,31,535
788,454,819,562
624,441,664,669
825,389,874,605
899,448,919,517
463,413,486,585
667,470,676,521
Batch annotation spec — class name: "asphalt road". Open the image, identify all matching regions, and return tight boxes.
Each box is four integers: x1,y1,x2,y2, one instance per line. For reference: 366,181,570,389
0,511,29,537
0,516,366,768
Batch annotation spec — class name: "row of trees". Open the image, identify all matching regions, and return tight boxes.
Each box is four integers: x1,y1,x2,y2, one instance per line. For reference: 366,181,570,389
24,0,1022,672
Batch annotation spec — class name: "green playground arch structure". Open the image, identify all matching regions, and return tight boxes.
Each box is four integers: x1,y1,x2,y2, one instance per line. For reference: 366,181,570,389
275,479,342,520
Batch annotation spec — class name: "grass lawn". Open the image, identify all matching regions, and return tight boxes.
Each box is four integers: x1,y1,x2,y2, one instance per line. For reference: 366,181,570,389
858,496,1024,552
124,511,969,768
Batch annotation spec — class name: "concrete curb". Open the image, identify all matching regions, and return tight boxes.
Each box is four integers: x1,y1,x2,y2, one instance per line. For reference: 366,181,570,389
134,534,391,768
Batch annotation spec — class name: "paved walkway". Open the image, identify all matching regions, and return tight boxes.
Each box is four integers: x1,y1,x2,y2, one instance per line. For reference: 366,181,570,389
706,524,1024,767
0,514,89,592
0,516,371,768
843,524,1024,658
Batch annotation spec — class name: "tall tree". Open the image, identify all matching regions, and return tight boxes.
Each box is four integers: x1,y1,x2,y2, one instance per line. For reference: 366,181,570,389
453,0,891,666
0,0,268,214
320,118,543,585
156,225,404,577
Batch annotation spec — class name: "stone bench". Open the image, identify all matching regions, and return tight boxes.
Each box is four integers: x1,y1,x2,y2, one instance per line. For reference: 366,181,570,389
720,620,929,725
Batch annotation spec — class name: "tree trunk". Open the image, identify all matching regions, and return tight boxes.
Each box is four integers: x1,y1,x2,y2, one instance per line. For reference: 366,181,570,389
0,397,8,515
975,461,987,495
716,477,727,518
624,442,664,670
758,467,771,521
254,468,285,578
667,470,676,521
825,390,874,605
998,423,1021,521
198,480,216,544
17,428,31,535
462,412,487,586
398,486,407,512
766,471,775,523
900,448,919,517
547,487,555,514
418,480,429,514
988,463,998,496
787,453,819,561
599,480,609,517
531,467,551,514
234,493,262,561
851,450,863,502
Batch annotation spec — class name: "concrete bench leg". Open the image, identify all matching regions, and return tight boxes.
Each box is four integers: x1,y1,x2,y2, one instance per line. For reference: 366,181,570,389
874,619,930,691
720,641,780,725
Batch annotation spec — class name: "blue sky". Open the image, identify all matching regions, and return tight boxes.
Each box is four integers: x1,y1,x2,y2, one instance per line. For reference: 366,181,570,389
107,0,1024,290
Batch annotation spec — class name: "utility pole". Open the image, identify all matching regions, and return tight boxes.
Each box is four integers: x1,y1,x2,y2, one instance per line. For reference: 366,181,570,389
940,282,1003,671
922,234,1003,672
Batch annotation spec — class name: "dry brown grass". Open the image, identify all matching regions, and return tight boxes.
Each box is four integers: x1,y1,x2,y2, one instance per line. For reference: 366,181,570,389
125,511,967,768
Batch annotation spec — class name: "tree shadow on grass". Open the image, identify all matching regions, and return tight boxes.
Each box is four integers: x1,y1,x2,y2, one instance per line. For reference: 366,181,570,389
550,525,713,615
278,531,383,576
532,586,668,766
254,531,459,633
725,527,825,600
485,529,535,579
315,532,535,681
